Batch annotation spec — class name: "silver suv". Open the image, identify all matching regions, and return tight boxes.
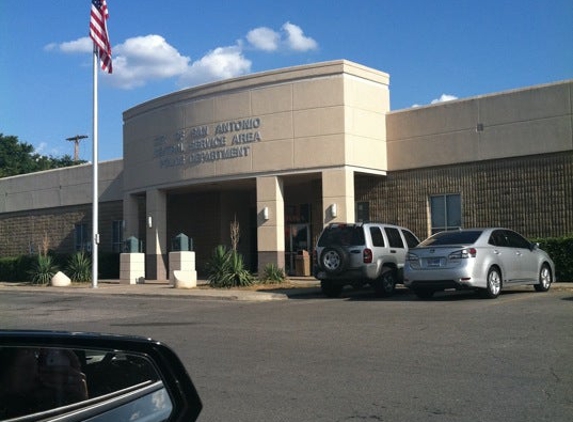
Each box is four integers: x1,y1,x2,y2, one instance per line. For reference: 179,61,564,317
314,222,420,297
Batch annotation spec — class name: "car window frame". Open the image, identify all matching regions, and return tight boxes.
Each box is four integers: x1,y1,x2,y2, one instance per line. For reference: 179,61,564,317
504,230,532,249
384,227,404,248
369,227,385,247
401,229,420,248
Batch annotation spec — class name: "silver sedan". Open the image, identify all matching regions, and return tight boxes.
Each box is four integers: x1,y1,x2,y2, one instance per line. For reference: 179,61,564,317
404,228,555,299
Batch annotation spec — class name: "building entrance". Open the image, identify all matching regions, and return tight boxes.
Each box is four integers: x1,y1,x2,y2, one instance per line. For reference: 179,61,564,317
286,223,311,276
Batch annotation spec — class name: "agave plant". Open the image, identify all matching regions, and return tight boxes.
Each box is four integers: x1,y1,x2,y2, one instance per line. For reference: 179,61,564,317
226,250,255,287
206,245,254,288
67,252,92,283
260,263,286,284
29,255,58,285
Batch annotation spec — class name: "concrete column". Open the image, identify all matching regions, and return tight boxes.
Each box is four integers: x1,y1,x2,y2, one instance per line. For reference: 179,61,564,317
322,168,355,225
146,189,167,281
256,176,285,274
123,193,140,239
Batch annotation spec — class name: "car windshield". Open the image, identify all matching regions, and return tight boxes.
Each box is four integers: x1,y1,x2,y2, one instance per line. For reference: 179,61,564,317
419,230,483,247
318,225,365,246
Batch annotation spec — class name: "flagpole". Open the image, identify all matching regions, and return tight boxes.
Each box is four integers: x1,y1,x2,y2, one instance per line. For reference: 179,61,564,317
92,45,99,289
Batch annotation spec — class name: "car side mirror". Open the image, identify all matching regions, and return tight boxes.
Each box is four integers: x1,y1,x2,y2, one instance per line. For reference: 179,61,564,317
0,330,202,422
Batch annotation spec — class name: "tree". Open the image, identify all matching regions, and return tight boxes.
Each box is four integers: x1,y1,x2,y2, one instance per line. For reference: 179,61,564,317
0,133,84,177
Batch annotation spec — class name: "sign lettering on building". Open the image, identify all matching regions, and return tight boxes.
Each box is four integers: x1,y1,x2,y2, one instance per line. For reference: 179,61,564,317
153,118,262,168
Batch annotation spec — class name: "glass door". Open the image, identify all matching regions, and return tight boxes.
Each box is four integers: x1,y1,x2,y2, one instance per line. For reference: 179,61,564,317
286,224,310,275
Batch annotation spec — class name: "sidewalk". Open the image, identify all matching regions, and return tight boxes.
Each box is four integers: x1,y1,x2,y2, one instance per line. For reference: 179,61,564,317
0,279,570,302
0,278,323,302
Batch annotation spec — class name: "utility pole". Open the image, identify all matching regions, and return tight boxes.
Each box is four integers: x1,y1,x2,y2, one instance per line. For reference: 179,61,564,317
66,135,88,161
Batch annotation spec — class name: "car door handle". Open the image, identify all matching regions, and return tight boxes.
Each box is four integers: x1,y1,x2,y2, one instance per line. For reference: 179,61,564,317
349,250,361,254
390,250,397,254
493,250,501,255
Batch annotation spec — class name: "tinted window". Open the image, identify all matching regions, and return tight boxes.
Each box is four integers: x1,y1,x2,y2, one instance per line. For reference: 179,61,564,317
420,230,482,246
401,229,420,248
504,230,531,249
384,227,404,248
318,226,365,247
489,230,509,247
369,227,385,247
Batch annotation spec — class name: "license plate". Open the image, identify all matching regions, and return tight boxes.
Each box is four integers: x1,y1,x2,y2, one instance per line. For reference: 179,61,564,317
426,258,442,267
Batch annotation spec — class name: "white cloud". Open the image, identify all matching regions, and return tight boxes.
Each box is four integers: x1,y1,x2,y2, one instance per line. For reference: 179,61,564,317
411,94,459,108
44,37,93,53
246,27,280,52
431,94,458,104
282,22,317,52
179,46,251,87
110,35,190,89
34,142,48,154
47,22,317,90
246,22,318,53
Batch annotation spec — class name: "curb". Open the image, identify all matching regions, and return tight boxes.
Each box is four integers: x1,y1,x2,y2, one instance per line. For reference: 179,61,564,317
0,280,322,302
0,282,570,301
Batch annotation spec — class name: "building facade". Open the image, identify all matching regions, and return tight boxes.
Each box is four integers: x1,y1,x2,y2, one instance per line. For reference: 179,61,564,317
1,60,571,279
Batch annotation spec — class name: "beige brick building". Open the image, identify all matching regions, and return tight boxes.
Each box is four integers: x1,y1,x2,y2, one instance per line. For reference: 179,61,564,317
1,60,571,279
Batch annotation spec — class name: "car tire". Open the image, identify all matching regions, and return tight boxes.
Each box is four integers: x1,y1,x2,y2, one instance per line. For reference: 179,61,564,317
319,246,349,275
413,288,434,299
373,268,397,297
534,264,552,292
321,281,343,298
482,266,502,299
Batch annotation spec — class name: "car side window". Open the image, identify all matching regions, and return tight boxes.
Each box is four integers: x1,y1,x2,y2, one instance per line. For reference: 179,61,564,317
504,230,531,249
401,229,419,248
384,227,404,248
489,230,509,247
369,227,385,247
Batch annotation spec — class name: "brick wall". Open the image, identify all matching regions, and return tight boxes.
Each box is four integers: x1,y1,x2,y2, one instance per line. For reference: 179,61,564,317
0,201,123,257
355,152,573,240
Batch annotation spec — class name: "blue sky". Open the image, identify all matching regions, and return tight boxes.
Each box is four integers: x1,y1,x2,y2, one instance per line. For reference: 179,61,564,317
1,0,571,162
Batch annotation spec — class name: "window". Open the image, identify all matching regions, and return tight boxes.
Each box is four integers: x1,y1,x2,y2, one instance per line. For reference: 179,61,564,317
355,202,370,223
75,223,89,252
112,220,124,253
384,227,404,248
420,230,482,247
401,229,420,248
369,227,385,247
504,230,532,249
318,225,365,247
430,194,461,234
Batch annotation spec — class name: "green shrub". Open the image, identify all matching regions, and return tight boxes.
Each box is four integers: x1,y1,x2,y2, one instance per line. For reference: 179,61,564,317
0,257,19,281
205,245,255,288
67,252,92,283
260,263,286,284
0,255,37,282
29,255,58,285
534,235,573,281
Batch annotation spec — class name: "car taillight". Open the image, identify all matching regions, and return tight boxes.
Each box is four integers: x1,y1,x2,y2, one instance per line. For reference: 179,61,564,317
448,248,477,260
363,248,372,264
406,252,418,262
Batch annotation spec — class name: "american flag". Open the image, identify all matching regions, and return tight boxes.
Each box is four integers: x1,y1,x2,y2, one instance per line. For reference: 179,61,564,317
89,0,112,73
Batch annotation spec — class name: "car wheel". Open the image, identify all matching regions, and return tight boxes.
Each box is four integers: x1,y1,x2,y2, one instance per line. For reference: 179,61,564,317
320,281,344,298
319,246,349,275
534,264,552,292
373,269,397,297
413,288,434,299
482,267,502,299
